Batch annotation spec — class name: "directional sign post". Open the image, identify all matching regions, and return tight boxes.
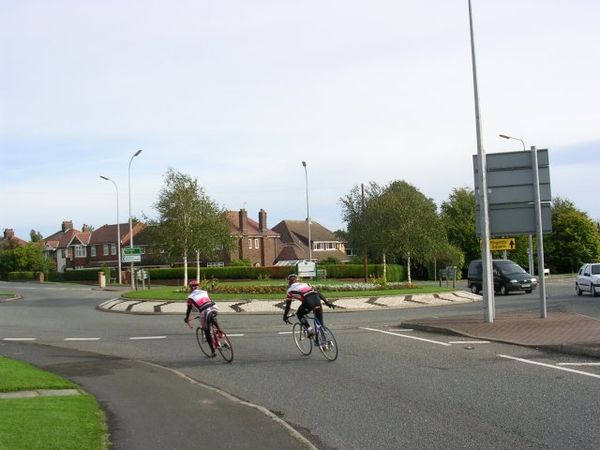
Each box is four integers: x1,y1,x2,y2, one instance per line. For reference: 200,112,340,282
489,238,516,252
122,247,141,263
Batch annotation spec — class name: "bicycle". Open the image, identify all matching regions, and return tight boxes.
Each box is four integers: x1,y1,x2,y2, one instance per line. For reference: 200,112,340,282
190,314,234,363
288,312,338,361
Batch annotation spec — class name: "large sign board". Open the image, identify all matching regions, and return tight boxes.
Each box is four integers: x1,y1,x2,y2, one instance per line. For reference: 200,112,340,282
473,149,552,236
122,247,142,263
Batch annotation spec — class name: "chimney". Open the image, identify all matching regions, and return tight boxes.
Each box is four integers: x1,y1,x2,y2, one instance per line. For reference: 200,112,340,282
258,209,267,233
82,224,91,233
3,228,14,239
62,220,73,232
238,209,248,234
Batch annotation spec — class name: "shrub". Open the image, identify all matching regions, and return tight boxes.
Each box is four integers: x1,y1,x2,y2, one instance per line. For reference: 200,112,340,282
7,271,36,281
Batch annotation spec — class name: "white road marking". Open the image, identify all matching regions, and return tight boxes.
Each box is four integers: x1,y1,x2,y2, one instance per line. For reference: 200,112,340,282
129,336,167,340
557,362,600,366
361,327,451,346
278,331,293,335
498,354,600,379
2,337,36,341
448,340,490,344
389,327,413,332
226,334,245,337
64,337,101,341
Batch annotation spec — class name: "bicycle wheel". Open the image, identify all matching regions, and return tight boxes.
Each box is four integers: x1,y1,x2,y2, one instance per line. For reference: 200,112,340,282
292,322,312,355
195,327,212,357
214,327,234,363
317,325,338,361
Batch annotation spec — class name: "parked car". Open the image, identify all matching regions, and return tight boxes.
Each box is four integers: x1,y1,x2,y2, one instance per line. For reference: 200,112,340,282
575,263,600,297
467,259,538,295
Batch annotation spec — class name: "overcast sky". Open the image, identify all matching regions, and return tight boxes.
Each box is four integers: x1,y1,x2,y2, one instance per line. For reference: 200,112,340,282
1,1,599,240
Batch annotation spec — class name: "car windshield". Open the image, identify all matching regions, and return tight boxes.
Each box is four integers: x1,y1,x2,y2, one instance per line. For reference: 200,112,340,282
592,265,600,275
495,260,527,275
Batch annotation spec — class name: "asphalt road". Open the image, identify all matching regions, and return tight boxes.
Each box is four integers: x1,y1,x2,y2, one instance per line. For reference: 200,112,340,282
2,279,600,449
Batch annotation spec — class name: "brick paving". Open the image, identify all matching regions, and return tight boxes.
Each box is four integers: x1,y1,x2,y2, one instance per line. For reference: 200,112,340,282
403,311,600,358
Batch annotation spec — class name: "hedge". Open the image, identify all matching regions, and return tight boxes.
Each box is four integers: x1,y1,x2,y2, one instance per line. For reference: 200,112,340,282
321,264,405,282
63,268,111,282
7,271,36,281
146,264,405,282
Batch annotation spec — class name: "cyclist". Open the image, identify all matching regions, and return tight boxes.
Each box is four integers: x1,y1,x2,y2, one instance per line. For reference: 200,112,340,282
283,273,335,338
184,280,220,357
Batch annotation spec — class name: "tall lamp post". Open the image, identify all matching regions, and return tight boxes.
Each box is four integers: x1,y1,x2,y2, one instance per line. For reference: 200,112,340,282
100,175,122,285
499,133,535,275
301,161,312,262
128,149,143,289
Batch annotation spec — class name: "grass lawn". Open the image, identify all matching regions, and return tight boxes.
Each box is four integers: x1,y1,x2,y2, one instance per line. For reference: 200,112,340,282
122,283,458,301
0,356,108,450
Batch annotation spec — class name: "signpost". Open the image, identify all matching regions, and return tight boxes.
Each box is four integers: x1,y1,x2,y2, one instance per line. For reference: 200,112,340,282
122,247,141,263
489,238,516,252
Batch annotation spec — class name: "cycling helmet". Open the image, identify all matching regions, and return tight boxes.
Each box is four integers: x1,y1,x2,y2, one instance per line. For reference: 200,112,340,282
189,280,199,289
287,273,298,283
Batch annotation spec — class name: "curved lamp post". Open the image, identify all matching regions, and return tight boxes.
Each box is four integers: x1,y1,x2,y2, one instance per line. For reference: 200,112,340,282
100,175,122,284
128,149,143,289
302,161,312,262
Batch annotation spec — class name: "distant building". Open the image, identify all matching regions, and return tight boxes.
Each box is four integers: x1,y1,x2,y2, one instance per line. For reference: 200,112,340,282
271,220,349,265
0,228,28,250
224,209,280,267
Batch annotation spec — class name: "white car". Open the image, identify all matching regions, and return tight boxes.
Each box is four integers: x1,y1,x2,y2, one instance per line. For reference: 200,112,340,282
575,263,600,297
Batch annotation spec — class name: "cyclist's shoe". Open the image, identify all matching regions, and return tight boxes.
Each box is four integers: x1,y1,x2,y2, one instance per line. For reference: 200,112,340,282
306,326,315,338
210,351,217,358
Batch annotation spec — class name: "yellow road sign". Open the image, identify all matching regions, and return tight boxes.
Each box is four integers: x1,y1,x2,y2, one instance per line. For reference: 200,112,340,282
489,238,516,251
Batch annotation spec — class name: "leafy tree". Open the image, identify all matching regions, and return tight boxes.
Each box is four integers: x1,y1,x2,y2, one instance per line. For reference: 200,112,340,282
440,187,480,269
341,180,446,282
0,243,54,279
149,169,234,286
30,229,43,242
544,197,600,273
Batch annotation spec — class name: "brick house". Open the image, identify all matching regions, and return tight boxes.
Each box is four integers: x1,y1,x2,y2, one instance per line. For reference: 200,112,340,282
224,209,280,267
0,228,28,250
271,219,350,264
43,221,92,272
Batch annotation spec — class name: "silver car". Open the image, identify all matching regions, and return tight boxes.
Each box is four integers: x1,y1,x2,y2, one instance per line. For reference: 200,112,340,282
575,263,600,297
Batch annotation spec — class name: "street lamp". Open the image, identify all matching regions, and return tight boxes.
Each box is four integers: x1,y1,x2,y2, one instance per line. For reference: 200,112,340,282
499,133,534,275
301,161,312,262
128,149,143,289
499,134,526,151
100,175,122,284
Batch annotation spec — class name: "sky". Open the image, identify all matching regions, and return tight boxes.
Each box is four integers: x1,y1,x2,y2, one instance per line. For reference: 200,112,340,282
1,0,599,241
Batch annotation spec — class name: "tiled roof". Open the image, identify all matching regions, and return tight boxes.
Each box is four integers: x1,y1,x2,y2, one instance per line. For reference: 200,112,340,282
271,220,340,244
89,223,131,245
226,211,279,237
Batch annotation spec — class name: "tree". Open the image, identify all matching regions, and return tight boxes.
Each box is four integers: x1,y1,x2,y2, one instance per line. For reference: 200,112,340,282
341,180,446,282
30,230,43,242
544,197,600,273
150,169,234,286
440,187,480,271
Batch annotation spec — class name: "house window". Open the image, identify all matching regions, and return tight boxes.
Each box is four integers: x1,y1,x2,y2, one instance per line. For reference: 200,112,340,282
254,238,259,249
91,246,96,257
111,244,117,255
74,245,86,258
61,249,66,258
103,245,109,256
248,239,252,249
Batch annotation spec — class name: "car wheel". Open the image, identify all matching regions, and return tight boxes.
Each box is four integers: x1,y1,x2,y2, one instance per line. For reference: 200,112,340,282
500,284,509,296
470,284,480,294
592,285,598,297
576,283,583,296
524,289,532,294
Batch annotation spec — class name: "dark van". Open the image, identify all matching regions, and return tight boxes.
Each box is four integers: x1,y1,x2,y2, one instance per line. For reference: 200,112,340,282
467,259,538,295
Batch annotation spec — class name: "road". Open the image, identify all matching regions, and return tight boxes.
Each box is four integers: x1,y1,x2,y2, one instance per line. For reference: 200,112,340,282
2,279,600,449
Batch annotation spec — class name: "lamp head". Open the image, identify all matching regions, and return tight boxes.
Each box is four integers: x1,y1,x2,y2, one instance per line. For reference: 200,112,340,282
134,149,143,157
100,175,109,180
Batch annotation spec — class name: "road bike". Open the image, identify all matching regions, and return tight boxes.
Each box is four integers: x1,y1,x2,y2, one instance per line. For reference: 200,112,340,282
288,312,338,361
190,314,234,363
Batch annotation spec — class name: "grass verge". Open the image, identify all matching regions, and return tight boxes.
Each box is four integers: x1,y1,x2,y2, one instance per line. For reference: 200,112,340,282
0,356,108,450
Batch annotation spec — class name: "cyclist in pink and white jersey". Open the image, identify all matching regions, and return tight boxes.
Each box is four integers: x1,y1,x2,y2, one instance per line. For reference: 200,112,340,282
184,280,220,357
283,274,335,336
